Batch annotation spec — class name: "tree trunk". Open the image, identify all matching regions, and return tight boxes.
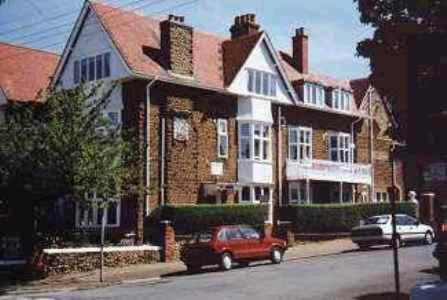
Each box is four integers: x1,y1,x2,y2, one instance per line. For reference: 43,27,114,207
135,196,144,245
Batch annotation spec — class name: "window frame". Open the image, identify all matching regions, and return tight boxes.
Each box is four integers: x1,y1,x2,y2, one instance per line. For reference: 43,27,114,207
238,122,271,162
217,119,229,158
246,68,277,97
327,132,352,163
289,181,307,204
289,126,312,162
303,83,325,107
75,197,121,228
74,60,80,84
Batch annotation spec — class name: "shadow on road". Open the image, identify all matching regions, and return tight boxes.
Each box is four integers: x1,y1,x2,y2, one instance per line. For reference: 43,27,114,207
355,292,409,300
161,262,272,278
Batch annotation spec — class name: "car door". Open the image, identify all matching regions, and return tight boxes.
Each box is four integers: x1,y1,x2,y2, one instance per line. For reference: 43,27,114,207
225,227,246,259
396,215,410,241
239,226,263,258
406,216,425,241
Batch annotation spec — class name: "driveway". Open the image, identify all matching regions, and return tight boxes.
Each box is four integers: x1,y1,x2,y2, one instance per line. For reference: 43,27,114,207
27,244,438,300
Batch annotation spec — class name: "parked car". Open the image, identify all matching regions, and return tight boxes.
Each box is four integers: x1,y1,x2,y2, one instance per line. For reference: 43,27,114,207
351,214,435,249
180,225,288,272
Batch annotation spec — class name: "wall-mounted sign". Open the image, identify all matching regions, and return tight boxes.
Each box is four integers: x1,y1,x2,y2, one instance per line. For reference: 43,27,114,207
210,161,223,176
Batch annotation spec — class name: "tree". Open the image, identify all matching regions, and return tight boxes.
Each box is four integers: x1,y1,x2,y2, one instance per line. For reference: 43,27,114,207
354,0,447,97
0,84,146,243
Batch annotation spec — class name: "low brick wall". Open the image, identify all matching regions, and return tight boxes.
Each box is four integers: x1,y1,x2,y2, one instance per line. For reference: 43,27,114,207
40,246,161,276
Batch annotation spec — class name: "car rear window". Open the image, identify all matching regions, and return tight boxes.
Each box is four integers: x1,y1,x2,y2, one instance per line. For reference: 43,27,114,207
190,231,213,243
364,216,390,225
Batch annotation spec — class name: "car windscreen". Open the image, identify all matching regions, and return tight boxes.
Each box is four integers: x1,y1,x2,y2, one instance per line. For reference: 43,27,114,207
364,216,390,225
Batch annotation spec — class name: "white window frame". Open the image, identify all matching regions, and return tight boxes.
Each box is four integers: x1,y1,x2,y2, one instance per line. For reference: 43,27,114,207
289,181,307,204
247,68,277,97
239,186,271,204
303,83,325,107
328,132,352,163
217,119,228,158
376,191,389,202
289,127,312,162
73,52,111,85
238,122,271,162
331,89,352,111
75,196,121,228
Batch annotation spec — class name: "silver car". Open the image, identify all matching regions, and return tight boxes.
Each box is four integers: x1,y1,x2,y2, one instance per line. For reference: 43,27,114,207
351,214,435,249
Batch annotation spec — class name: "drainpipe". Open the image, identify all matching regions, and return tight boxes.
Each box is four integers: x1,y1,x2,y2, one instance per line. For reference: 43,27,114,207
276,106,283,217
369,89,375,202
145,77,158,216
351,114,364,203
160,116,166,207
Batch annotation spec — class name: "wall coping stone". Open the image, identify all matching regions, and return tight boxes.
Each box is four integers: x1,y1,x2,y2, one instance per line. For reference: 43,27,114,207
43,245,161,255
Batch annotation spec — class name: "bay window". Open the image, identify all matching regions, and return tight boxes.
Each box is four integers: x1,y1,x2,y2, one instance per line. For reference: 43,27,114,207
217,119,228,158
289,127,312,161
239,122,271,162
328,133,352,163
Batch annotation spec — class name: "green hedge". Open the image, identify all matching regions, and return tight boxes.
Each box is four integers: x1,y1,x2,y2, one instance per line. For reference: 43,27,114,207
278,202,418,233
146,204,268,235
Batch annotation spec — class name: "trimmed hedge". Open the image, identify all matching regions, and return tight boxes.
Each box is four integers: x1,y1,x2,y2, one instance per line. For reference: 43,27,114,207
146,204,268,235
278,202,418,233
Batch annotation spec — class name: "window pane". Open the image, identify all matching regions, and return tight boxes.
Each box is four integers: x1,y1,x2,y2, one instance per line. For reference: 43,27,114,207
312,85,317,104
74,60,80,84
88,57,95,81
254,125,261,137
290,187,299,202
96,55,103,79
262,72,269,95
81,58,88,82
270,75,277,96
107,202,118,225
241,138,250,159
290,129,298,143
241,123,250,136
247,69,254,92
255,71,261,94
330,136,338,148
263,140,269,160
263,187,270,201
104,53,111,77
219,136,228,157
219,120,227,134
242,187,251,202
254,139,261,159
331,150,338,161
262,125,269,138
254,187,262,201
290,145,298,160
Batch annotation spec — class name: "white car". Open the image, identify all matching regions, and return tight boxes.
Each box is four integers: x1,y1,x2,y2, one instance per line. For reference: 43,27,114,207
351,214,435,249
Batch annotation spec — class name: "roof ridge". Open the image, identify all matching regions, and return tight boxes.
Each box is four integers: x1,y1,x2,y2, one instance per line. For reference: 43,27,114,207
0,41,60,57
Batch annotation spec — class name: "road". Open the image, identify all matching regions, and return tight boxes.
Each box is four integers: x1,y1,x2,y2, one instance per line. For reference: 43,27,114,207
36,244,438,300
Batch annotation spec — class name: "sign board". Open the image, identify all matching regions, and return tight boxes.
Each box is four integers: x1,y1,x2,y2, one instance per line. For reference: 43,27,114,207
210,162,223,176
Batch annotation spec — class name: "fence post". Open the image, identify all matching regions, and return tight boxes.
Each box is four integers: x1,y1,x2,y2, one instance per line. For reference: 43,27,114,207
160,220,175,262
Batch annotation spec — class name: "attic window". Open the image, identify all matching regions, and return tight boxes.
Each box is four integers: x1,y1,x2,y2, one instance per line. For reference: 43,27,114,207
247,69,277,97
303,83,325,107
74,52,111,84
331,89,352,111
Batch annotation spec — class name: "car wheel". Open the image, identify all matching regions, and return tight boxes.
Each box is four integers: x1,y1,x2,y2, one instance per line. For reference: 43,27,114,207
271,247,283,264
424,232,434,245
220,252,233,271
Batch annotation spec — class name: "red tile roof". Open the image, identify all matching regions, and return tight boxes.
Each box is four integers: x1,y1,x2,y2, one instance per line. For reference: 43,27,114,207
91,2,226,90
0,42,59,103
279,51,352,91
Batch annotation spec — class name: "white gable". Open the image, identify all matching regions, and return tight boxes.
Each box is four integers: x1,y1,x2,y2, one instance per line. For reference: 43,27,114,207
227,35,295,105
55,5,131,119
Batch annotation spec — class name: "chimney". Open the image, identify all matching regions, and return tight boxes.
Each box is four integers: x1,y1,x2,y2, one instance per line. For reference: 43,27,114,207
229,14,260,39
292,27,309,74
160,14,194,76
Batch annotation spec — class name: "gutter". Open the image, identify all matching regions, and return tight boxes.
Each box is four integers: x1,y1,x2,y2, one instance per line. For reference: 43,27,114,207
145,77,158,216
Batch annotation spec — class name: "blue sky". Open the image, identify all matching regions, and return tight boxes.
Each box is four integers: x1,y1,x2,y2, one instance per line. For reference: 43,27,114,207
0,0,373,80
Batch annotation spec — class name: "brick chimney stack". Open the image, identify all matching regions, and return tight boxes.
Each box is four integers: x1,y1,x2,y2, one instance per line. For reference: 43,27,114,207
160,14,194,76
292,27,309,74
230,14,260,39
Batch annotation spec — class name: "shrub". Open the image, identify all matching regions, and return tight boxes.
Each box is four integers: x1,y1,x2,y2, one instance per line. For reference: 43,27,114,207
278,202,418,233
146,204,268,235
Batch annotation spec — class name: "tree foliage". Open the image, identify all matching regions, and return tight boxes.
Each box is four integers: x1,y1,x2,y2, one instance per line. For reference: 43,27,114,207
0,84,144,229
354,0,447,97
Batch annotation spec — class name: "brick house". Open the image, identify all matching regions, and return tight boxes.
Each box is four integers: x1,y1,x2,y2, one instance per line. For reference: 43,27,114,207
49,1,404,233
0,42,59,262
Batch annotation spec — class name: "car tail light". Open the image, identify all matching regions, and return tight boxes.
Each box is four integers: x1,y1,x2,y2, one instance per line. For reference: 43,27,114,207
441,224,447,232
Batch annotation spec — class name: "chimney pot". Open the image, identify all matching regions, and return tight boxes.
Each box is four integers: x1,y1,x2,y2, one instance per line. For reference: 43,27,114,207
230,13,260,39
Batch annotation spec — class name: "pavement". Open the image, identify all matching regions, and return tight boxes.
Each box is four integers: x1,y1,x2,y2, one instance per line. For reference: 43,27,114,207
0,239,440,299
0,239,356,298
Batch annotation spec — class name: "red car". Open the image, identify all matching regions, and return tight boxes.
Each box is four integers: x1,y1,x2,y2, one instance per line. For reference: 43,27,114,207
180,225,288,272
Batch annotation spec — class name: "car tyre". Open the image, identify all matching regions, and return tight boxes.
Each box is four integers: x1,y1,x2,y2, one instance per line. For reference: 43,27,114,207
424,231,434,245
220,252,233,271
271,247,283,264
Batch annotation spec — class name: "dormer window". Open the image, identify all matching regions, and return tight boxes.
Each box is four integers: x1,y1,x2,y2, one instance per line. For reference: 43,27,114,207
303,82,325,107
331,89,352,111
247,69,277,97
